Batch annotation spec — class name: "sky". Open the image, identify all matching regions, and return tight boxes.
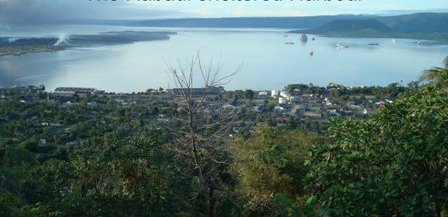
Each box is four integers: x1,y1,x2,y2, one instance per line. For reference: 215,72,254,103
0,0,447,24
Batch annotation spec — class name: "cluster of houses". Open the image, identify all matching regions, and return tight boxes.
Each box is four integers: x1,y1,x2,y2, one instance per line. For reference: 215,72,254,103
1,84,391,124
254,88,384,121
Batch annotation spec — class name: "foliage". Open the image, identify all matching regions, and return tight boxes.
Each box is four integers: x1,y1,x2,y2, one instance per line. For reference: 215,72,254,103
305,85,448,216
1,59,448,216
231,127,322,214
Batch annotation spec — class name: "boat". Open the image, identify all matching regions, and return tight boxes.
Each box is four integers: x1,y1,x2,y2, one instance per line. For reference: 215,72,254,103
284,42,295,45
309,51,314,57
300,34,308,43
336,43,348,49
368,43,379,46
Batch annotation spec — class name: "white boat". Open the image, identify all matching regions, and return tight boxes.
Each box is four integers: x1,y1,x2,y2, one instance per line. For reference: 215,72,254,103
336,43,348,49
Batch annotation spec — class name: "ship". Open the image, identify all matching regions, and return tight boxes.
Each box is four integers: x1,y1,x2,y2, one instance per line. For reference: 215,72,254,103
300,34,308,43
336,43,349,49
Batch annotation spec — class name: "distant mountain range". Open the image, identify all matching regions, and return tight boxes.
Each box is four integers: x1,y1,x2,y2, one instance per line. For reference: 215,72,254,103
98,13,448,42
290,13,448,41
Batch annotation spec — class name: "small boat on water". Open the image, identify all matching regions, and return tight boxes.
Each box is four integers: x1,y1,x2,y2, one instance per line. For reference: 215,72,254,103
284,42,295,45
300,34,308,43
309,51,314,57
336,43,349,49
368,43,379,46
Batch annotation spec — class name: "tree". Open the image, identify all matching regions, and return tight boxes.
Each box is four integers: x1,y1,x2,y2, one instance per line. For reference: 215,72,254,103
38,132,193,217
166,53,241,217
306,81,448,216
244,89,254,100
231,127,321,214
421,56,448,89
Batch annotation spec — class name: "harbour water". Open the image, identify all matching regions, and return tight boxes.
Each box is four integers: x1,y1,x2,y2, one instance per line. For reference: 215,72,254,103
1,26,447,92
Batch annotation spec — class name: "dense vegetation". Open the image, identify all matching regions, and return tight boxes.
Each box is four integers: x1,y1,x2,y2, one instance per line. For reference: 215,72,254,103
292,13,448,42
0,31,175,57
303,19,393,37
110,13,448,42
1,58,448,216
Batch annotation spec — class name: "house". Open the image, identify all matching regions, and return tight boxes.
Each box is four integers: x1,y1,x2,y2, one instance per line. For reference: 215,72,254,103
278,97,287,105
53,87,100,98
290,105,306,116
168,86,225,97
253,104,268,113
280,90,289,99
258,91,268,99
303,111,322,120
271,90,279,98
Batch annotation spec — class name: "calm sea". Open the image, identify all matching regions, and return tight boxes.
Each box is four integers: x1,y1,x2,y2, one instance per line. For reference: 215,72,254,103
1,25,447,92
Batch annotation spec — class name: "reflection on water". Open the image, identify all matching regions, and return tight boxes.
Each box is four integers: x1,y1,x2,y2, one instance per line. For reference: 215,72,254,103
1,27,447,92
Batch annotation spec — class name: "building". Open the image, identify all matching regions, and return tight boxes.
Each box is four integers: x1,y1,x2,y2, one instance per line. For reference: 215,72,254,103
53,87,101,98
271,89,279,98
168,86,225,97
258,91,268,99
278,97,286,104
280,90,289,99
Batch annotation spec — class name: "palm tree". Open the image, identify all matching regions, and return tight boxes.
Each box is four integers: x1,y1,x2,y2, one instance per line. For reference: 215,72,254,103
420,56,448,89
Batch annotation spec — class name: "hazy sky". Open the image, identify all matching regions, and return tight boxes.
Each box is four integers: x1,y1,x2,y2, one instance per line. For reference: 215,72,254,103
0,0,447,24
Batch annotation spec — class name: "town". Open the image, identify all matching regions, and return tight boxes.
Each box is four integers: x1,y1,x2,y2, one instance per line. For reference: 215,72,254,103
0,82,407,147
0,67,445,216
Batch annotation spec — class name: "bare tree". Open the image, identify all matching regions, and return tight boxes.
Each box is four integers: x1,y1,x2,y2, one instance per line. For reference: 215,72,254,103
165,52,241,217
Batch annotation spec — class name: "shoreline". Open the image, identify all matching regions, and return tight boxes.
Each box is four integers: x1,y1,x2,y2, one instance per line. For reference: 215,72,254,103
0,45,65,57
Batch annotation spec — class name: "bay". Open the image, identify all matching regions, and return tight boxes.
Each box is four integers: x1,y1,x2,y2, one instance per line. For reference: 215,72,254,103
1,26,447,92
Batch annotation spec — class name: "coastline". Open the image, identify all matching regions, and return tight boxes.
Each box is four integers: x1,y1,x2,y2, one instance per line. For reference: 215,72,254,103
0,45,66,57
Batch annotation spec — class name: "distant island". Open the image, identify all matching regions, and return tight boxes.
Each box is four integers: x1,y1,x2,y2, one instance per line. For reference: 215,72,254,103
99,12,448,42
0,31,175,57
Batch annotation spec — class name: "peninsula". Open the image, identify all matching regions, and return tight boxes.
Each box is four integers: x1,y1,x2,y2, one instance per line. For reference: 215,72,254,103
0,31,176,57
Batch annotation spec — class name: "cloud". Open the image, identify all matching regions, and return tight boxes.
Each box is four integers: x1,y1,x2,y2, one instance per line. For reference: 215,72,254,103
232,8,247,17
187,7,212,17
0,0,186,25
284,10,308,17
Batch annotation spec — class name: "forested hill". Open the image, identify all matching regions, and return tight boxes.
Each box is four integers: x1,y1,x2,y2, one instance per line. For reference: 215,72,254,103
299,19,393,37
99,12,448,41
100,15,360,29
377,13,448,33
288,13,448,41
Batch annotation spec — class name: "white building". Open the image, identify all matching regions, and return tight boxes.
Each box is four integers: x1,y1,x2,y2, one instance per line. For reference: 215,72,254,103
258,91,268,99
271,89,279,98
53,87,99,98
280,90,289,99
279,97,286,104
